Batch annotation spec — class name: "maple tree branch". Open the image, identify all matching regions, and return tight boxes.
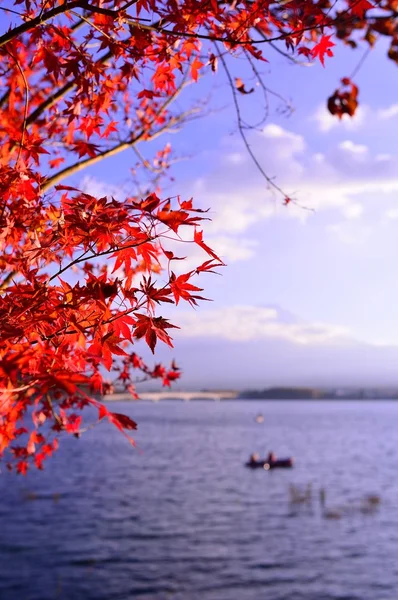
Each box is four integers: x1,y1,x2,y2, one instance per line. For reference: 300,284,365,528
42,142,130,192
4,49,29,165
125,18,309,46
0,89,10,109
26,50,114,127
48,235,155,283
216,45,288,200
71,0,144,19
243,48,293,126
0,1,82,48
1,1,374,140
348,44,372,79
0,380,39,393
39,272,169,343
267,39,308,65
0,271,17,291
131,146,159,173
0,6,24,17
144,106,204,140
0,15,86,113
125,3,395,47
218,48,314,212
259,4,393,45
48,247,91,281
0,0,145,48
45,393,63,427
0,0,324,51
1,0,393,54
70,9,114,41
23,16,162,128
41,80,192,192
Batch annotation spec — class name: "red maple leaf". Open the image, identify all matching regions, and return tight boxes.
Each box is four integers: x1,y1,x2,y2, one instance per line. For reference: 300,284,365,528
311,35,335,67
108,412,137,432
350,0,373,17
194,229,224,264
133,314,178,353
170,272,207,306
235,77,254,94
191,57,204,82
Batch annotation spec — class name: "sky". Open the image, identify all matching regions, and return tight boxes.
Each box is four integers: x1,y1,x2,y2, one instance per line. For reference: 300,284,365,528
77,36,398,391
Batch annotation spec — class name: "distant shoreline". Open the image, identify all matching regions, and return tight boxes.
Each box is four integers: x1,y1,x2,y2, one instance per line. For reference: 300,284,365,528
103,394,398,402
103,385,398,401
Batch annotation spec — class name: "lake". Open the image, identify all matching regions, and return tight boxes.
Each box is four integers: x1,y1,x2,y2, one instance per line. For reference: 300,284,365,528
1,400,398,600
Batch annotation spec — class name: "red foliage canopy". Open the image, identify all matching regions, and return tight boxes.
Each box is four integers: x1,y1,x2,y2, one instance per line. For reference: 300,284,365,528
0,0,395,471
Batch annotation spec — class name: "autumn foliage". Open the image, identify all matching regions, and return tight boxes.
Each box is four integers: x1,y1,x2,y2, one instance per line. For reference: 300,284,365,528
0,0,395,471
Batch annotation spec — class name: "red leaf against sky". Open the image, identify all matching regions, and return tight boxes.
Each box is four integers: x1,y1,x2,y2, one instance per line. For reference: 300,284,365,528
133,314,178,353
235,78,254,94
350,0,374,17
191,58,204,82
194,229,224,263
102,121,118,139
311,35,335,67
169,272,207,306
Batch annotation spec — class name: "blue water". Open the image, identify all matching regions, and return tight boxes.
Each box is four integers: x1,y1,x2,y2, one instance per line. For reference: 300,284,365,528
1,400,398,600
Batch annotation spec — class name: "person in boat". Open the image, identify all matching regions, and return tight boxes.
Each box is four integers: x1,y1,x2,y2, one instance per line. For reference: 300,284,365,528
249,453,260,464
267,451,276,463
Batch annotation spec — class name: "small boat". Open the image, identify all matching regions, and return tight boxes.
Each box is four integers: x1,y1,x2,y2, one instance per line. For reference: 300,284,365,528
246,457,294,469
255,414,264,423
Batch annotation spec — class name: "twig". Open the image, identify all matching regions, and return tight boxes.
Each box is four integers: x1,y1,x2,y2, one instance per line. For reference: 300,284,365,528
216,45,288,200
41,77,192,192
0,270,17,291
349,44,372,80
4,49,29,166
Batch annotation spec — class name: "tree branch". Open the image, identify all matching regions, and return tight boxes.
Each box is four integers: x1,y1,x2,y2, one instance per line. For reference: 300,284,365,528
4,48,29,165
0,271,17,291
0,0,144,48
0,15,86,112
41,79,191,192
42,141,132,192
216,45,288,200
25,47,114,127
0,1,82,48
48,235,154,282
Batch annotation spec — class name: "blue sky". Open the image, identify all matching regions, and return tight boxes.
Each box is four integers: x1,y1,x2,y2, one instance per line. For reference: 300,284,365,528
78,37,398,390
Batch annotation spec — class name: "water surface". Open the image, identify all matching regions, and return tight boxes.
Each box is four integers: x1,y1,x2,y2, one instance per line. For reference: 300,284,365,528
1,400,398,600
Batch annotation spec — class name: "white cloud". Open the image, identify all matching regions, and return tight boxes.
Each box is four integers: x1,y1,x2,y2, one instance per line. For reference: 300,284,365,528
224,152,246,165
327,221,372,245
339,140,368,155
175,305,350,344
263,124,287,138
79,121,398,264
205,236,257,262
187,122,398,242
384,207,398,220
262,123,305,156
204,195,272,234
80,175,130,199
378,104,398,120
341,203,363,219
166,234,257,272
313,103,369,132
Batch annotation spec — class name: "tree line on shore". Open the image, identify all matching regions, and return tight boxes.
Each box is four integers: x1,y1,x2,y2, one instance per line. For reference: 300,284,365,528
239,387,398,400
